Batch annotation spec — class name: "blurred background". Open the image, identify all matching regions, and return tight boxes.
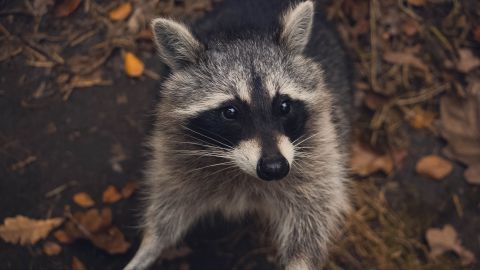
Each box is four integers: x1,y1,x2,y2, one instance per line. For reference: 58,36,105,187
0,0,479,269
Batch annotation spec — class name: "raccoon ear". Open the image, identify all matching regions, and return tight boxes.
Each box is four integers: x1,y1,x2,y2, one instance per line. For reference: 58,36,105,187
151,18,204,69
279,1,314,54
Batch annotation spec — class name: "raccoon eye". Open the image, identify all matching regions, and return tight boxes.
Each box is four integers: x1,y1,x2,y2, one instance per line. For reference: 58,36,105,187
221,106,238,120
279,100,291,115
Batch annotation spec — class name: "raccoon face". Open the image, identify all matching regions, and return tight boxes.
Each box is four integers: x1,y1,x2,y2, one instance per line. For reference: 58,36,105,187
152,1,327,181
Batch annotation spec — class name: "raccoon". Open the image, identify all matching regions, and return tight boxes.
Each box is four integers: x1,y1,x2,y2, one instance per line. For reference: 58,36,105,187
125,0,352,269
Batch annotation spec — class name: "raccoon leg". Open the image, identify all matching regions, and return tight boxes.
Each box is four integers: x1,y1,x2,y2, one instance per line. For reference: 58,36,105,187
270,203,338,270
124,201,205,270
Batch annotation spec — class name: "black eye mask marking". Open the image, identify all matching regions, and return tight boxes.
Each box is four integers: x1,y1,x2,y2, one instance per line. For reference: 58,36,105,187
185,95,308,150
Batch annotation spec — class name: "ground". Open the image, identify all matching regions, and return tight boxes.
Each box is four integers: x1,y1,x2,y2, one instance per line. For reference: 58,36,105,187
0,0,479,270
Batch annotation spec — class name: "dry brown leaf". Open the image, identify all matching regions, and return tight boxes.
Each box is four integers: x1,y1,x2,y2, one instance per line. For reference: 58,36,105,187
350,143,394,176
426,225,476,266
121,181,138,198
53,229,73,244
383,51,428,72
103,185,122,204
124,52,144,77
73,192,95,208
42,241,62,256
402,20,420,36
0,216,63,245
408,0,426,6
72,256,87,270
160,245,192,260
416,155,453,180
109,2,132,21
440,93,480,184
90,226,130,254
456,49,480,73
407,106,434,129
55,0,82,17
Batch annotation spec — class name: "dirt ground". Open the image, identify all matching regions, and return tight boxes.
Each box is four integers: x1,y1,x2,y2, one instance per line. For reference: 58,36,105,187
0,0,479,270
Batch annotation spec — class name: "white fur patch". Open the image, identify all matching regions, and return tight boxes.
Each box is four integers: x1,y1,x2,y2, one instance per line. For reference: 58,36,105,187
174,93,234,116
277,135,294,164
286,258,309,270
231,139,261,177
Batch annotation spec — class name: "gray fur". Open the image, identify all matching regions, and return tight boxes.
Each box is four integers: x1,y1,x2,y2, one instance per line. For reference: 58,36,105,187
125,1,352,269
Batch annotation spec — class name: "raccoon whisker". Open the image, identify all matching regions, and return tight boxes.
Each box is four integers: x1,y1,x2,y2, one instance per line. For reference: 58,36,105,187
182,134,230,150
199,164,239,180
169,151,231,159
184,161,237,174
170,141,229,151
181,125,234,150
187,125,235,146
293,132,321,147
292,134,307,145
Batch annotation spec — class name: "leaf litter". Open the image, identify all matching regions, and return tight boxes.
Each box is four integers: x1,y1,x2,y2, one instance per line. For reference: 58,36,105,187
0,216,63,245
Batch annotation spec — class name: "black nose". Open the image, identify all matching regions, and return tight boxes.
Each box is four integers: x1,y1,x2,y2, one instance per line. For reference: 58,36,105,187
256,156,290,181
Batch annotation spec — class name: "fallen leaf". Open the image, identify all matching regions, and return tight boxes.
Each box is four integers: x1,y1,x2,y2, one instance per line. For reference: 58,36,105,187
456,49,480,73
383,51,428,72
55,0,82,17
0,216,63,245
350,143,394,176
160,245,192,260
121,182,138,198
408,0,426,6
440,93,480,184
416,155,453,180
407,106,435,129
402,20,420,36
90,226,130,254
72,256,87,270
42,241,62,256
103,185,122,204
73,192,95,208
72,208,112,233
54,229,73,244
109,2,132,21
124,52,144,77
426,225,476,266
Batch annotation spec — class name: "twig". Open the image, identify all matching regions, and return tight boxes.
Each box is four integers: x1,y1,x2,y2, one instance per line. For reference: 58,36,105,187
369,0,380,93
45,181,77,198
20,37,64,64
395,84,449,106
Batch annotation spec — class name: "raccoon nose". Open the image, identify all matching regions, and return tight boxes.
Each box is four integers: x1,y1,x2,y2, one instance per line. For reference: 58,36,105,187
256,156,290,181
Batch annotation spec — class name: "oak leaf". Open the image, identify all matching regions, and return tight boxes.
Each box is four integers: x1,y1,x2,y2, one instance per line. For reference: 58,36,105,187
0,216,63,245
426,225,475,266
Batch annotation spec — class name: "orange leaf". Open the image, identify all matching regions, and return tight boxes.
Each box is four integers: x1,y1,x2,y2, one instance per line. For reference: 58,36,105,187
73,192,95,208
407,106,435,129
72,256,87,270
416,155,453,180
0,216,63,245
55,0,82,17
426,225,476,266
109,2,132,21
121,181,138,198
103,185,122,204
90,226,130,254
54,229,73,244
124,52,144,77
43,241,62,256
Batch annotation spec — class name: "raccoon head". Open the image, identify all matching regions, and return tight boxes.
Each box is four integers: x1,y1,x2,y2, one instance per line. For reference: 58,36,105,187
152,1,333,181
